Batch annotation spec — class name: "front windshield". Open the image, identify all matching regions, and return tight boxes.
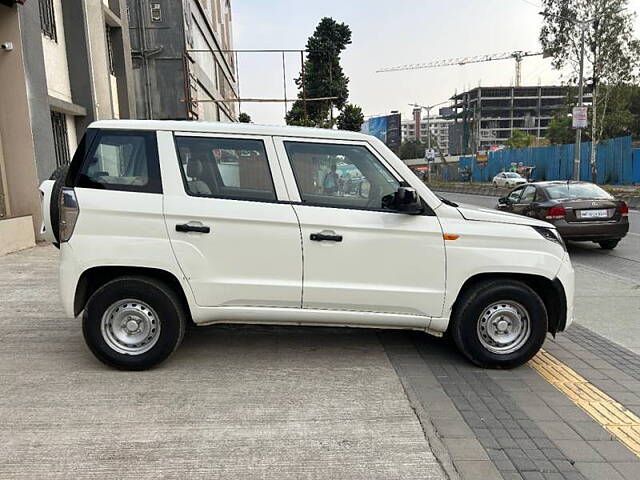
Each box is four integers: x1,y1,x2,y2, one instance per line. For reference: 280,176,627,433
544,183,611,200
505,173,521,178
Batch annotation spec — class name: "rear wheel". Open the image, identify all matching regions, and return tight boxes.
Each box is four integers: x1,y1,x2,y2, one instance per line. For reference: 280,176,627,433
598,239,619,250
82,277,186,370
450,279,548,368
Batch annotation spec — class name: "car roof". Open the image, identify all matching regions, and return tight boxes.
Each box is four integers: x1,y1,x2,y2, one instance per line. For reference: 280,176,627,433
534,181,594,187
90,119,374,142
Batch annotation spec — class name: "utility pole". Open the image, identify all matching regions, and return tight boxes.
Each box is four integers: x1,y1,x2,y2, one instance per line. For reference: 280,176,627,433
573,26,586,181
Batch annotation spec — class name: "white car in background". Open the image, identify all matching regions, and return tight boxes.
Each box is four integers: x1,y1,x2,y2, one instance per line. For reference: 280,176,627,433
493,172,527,187
39,120,573,371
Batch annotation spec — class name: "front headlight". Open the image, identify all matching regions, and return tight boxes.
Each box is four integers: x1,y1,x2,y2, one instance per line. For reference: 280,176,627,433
532,226,566,251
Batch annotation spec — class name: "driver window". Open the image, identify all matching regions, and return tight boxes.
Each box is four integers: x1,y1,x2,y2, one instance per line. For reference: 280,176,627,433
283,141,400,210
508,187,524,203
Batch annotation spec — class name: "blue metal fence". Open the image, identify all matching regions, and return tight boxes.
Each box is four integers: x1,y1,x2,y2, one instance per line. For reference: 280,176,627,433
458,136,638,184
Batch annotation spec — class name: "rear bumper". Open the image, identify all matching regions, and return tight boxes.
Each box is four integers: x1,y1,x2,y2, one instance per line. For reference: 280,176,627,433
554,219,629,241
59,243,80,318
555,253,574,331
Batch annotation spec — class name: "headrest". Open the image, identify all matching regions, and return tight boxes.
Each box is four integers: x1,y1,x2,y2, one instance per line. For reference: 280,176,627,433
187,158,203,178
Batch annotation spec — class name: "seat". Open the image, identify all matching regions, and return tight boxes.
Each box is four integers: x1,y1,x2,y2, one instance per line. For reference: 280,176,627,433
186,157,212,195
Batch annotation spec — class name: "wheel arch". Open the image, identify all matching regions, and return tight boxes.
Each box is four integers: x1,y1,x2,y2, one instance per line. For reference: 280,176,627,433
449,272,567,335
74,266,193,324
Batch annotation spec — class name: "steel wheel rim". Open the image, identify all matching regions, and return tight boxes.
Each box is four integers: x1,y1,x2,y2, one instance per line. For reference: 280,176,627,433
100,299,161,355
477,300,530,355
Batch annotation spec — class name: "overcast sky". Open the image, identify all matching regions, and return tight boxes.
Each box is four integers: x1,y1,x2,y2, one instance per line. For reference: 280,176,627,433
232,0,640,125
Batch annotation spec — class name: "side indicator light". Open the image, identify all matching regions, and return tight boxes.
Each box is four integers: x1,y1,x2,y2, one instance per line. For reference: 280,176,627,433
443,233,459,241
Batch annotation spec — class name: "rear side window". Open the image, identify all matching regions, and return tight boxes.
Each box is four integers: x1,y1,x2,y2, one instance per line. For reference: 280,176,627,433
75,130,161,193
174,136,276,202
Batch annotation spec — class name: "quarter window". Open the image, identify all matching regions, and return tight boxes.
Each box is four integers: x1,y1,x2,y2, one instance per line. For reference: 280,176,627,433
174,136,276,201
76,130,161,193
284,142,400,211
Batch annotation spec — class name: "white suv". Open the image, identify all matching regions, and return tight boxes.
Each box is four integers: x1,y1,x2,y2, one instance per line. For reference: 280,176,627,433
40,120,574,370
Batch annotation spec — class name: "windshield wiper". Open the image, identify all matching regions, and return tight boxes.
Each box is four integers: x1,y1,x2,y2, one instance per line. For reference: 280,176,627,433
438,196,459,207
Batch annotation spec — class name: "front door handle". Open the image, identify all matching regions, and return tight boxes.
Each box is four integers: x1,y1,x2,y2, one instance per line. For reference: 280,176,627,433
176,222,211,234
310,231,343,242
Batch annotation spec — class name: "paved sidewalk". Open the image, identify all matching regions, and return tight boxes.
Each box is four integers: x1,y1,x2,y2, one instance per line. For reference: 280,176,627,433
0,246,446,480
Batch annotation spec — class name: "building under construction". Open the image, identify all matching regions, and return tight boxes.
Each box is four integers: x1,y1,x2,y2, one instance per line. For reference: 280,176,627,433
448,85,592,155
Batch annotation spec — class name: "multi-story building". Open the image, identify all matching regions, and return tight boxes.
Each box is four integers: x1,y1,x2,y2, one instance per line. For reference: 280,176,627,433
127,0,238,122
401,113,452,154
0,0,135,253
448,85,592,154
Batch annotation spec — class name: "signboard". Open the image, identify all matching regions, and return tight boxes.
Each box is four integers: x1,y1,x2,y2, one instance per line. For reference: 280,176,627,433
572,106,588,129
361,113,402,153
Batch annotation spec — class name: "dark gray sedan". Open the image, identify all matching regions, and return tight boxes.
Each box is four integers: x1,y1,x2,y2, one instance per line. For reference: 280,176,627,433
497,181,630,249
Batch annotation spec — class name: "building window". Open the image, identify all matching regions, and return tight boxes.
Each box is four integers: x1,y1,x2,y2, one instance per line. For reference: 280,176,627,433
39,0,57,42
50,111,70,167
106,26,115,75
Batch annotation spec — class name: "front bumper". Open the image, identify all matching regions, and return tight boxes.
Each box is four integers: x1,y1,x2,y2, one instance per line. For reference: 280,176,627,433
555,252,575,331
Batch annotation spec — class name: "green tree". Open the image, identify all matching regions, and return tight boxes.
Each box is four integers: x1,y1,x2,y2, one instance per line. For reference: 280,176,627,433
546,111,575,144
506,129,536,149
399,140,425,160
286,17,352,127
336,104,364,131
238,112,251,123
540,0,640,180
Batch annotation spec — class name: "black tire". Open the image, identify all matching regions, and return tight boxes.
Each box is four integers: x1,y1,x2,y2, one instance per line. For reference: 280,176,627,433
82,276,186,370
49,165,69,248
450,279,548,369
598,239,619,250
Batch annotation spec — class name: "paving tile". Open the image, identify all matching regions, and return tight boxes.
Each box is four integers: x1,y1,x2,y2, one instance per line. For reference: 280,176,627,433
454,460,503,480
522,473,545,480
537,421,582,441
554,440,604,462
502,474,525,480
431,418,475,438
567,421,613,441
442,437,488,461
587,440,638,462
611,461,640,480
574,462,625,480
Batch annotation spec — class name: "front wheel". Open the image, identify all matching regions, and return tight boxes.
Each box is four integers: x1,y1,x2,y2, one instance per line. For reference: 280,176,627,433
450,280,548,368
598,239,619,250
82,277,186,370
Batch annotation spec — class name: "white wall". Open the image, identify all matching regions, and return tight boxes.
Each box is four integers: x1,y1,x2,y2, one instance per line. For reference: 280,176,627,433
42,0,72,103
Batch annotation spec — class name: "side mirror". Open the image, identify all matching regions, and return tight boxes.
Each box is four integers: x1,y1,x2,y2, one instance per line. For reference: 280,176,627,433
383,186,423,214
498,197,510,205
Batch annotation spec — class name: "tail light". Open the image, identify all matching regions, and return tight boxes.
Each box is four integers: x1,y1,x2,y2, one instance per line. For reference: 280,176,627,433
545,205,566,220
59,188,79,242
620,202,629,217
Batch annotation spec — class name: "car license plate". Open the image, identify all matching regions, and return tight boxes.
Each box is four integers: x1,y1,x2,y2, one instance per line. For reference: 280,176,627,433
579,209,608,219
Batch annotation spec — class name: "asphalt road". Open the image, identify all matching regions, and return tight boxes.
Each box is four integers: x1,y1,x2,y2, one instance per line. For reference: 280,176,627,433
437,191,640,283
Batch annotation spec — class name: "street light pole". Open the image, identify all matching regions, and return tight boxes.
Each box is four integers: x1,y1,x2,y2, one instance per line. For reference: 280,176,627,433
573,25,586,181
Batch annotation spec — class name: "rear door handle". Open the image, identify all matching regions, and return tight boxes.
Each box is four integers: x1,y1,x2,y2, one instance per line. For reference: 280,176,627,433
176,223,211,234
310,231,343,242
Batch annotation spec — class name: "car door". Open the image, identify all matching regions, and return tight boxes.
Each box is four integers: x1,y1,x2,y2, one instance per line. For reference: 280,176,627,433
160,131,302,309
497,173,506,186
512,185,536,216
273,137,446,319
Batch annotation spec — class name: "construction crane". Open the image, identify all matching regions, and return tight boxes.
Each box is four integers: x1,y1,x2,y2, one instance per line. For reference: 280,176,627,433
377,51,543,87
